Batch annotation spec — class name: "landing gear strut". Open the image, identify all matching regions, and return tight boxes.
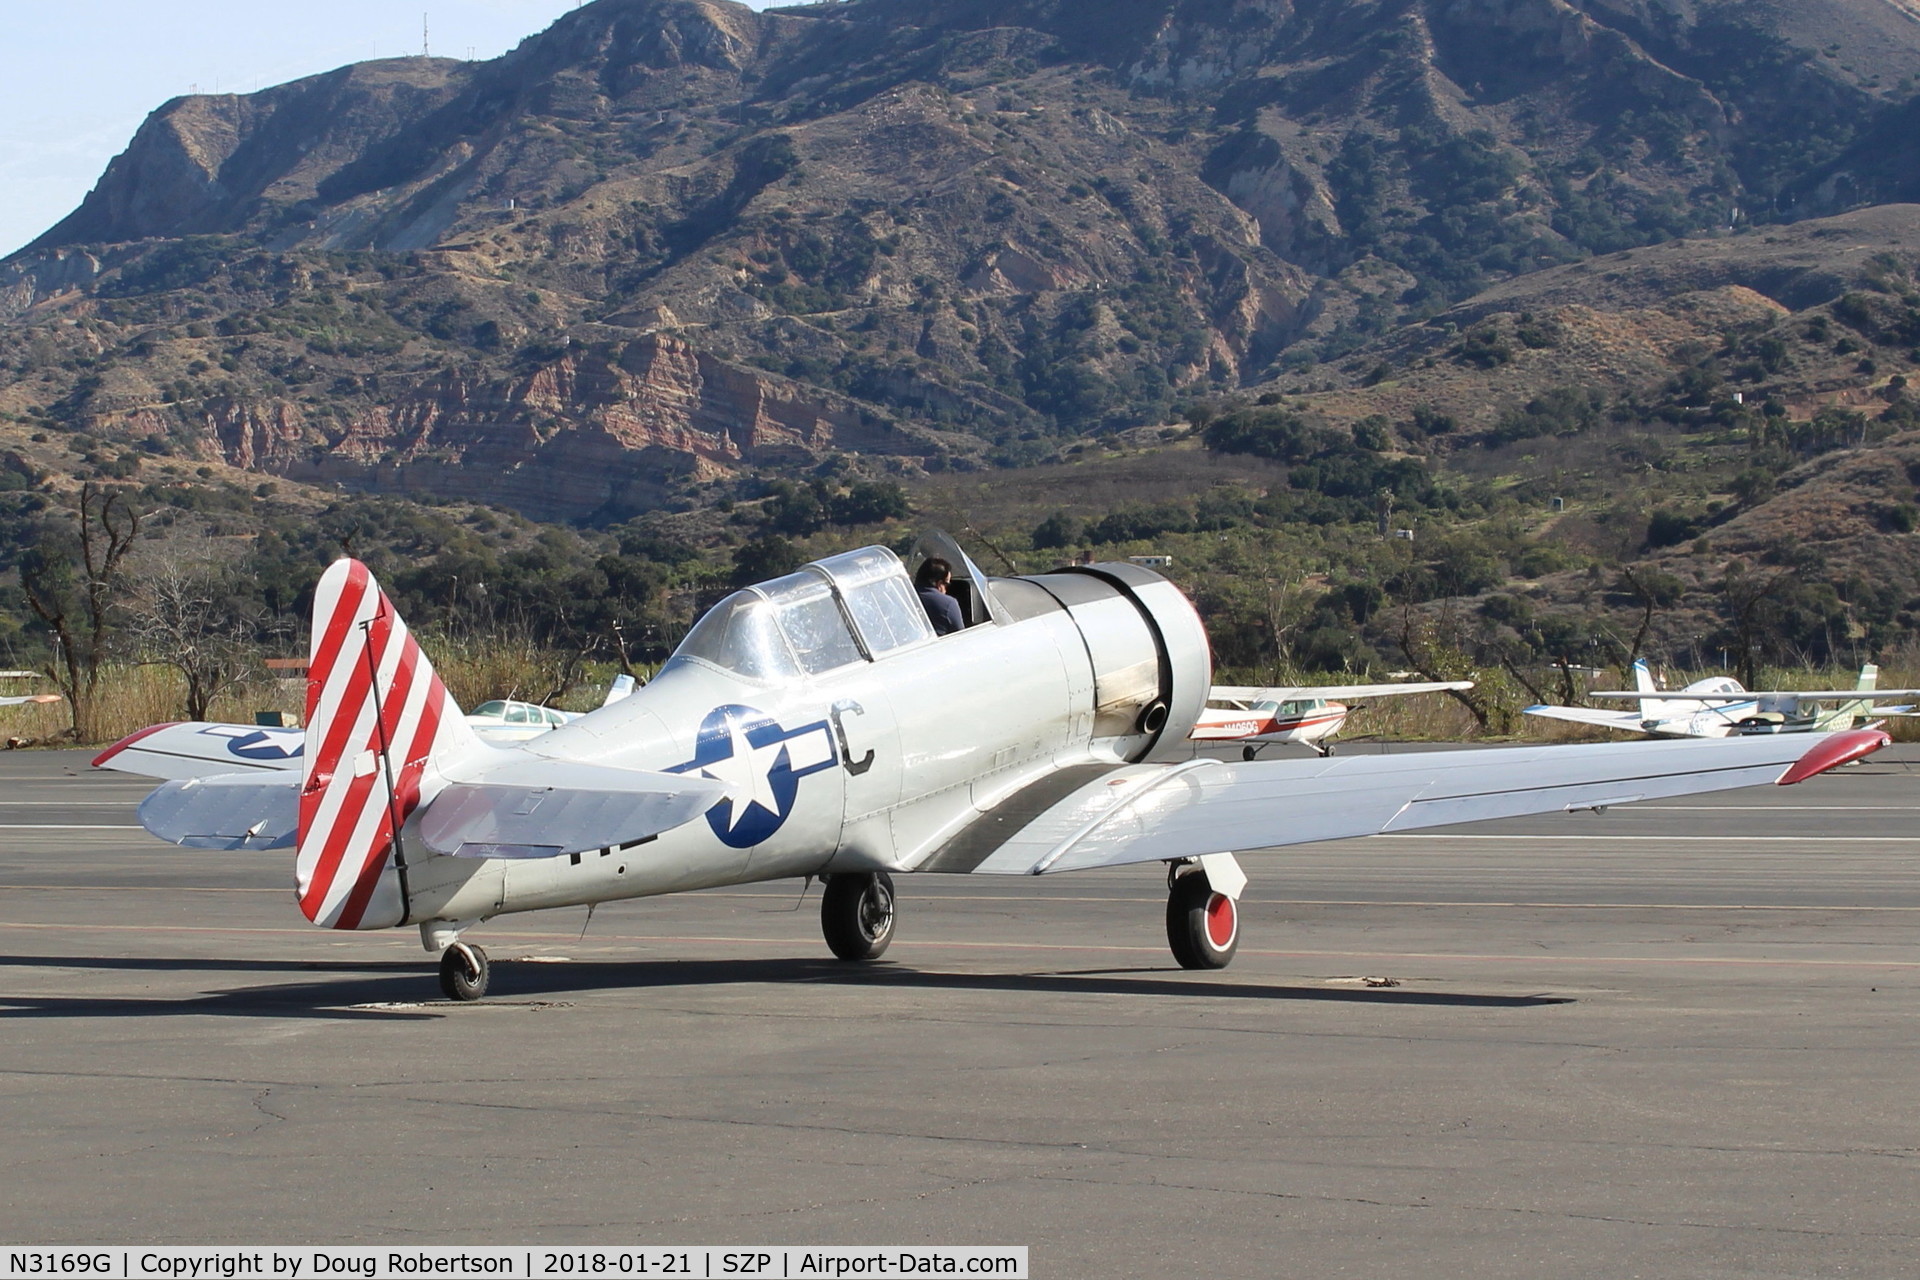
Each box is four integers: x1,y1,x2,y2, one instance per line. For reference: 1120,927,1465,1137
822,871,896,961
1166,867,1239,970
438,941,490,1001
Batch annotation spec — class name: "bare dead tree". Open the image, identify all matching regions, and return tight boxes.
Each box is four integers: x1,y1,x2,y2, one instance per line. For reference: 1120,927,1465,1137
1614,564,1687,672
1261,578,1317,684
1717,560,1793,690
533,637,603,709
124,546,258,721
20,484,140,741
1395,600,1525,734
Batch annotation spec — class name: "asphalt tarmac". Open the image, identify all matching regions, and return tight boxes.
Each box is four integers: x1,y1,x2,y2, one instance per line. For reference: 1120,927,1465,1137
2,744,1917,1278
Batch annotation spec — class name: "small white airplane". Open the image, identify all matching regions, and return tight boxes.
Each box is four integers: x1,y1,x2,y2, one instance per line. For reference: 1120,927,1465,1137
1526,661,1917,738
466,675,636,742
0,671,62,708
1192,679,1475,759
117,676,642,769
93,536,1887,1000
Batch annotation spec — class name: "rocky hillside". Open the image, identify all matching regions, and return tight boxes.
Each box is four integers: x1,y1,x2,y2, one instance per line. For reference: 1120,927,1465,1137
9,0,1920,519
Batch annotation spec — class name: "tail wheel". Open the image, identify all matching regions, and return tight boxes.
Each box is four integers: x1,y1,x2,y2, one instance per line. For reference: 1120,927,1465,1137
438,942,490,1001
822,871,896,961
1167,870,1239,970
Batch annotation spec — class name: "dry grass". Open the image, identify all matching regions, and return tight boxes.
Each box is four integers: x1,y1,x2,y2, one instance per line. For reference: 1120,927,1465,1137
12,643,1910,755
3,631,622,748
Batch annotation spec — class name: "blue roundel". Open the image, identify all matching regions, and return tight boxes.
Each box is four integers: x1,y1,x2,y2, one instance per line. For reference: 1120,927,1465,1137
675,705,838,849
224,729,304,761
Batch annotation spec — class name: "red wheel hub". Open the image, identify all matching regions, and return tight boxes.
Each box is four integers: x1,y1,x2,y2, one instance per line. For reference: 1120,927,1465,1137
1204,892,1237,949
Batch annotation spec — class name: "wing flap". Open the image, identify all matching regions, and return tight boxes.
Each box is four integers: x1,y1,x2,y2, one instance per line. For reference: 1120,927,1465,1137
968,733,1886,877
138,773,300,850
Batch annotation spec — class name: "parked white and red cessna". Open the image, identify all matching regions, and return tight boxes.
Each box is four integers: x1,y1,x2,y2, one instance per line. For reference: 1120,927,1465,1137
0,671,61,708
1191,679,1474,759
94,535,1888,1000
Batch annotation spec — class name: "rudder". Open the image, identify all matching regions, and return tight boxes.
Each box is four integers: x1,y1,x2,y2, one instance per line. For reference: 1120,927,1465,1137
298,559,481,930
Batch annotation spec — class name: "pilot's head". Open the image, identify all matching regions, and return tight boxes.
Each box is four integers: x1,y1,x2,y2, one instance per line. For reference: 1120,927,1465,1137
915,558,953,592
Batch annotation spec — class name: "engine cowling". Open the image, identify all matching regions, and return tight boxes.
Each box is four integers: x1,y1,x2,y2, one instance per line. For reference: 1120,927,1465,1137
1018,563,1213,763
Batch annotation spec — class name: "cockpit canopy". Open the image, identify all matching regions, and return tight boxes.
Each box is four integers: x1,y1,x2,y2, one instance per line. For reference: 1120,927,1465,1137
470,700,571,727
663,547,935,682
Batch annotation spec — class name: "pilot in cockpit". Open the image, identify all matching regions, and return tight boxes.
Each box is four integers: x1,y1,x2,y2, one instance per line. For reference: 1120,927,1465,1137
914,557,965,636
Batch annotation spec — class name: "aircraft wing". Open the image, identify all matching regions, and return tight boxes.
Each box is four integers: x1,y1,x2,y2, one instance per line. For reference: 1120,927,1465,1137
0,693,61,707
1592,688,1920,701
1209,680,1473,702
947,731,1886,877
93,722,305,779
1522,704,1646,730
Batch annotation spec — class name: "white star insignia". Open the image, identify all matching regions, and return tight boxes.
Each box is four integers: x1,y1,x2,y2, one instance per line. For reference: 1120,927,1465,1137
697,714,789,834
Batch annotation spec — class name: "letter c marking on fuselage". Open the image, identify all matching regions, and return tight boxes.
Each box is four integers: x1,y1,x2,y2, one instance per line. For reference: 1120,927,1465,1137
830,699,875,776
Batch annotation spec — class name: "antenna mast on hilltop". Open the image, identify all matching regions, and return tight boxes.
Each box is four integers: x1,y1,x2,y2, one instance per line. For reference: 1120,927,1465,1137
422,13,430,58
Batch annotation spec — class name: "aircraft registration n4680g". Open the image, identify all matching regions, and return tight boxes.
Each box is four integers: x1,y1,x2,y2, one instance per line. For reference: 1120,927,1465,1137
95,533,1890,1000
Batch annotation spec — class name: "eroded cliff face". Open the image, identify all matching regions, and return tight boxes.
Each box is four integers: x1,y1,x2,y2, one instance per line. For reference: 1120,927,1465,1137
10,0,1920,525
130,335,948,521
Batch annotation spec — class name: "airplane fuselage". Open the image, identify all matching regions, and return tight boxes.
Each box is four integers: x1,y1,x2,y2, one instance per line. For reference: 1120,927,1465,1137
378,557,1211,934
1190,699,1349,746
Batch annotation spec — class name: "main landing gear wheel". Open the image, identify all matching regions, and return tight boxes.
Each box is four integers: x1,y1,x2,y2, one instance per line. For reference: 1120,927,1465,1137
438,942,490,1001
1166,870,1239,970
822,871,896,961
1241,744,1261,762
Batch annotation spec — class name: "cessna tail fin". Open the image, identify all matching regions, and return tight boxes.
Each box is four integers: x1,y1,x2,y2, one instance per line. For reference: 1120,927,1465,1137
1859,663,1879,692
1633,659,1657,694
297,559,482,931
603,672,637,708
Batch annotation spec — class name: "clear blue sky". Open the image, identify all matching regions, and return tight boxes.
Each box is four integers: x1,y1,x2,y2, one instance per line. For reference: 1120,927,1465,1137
1,0,774,258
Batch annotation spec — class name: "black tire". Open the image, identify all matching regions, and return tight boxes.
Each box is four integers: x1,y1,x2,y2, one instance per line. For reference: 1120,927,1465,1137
1241,744,1259,762
438,942,490,1001
1166,871,1239,970
1323,743,1337,757
822,871,896,961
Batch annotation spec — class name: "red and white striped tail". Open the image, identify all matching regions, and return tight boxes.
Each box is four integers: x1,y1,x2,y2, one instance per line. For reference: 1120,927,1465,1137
297,559,479,930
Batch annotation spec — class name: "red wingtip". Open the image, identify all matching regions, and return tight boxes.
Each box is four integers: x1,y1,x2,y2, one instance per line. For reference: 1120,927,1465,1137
1777,728,1892,786
90,722,172,769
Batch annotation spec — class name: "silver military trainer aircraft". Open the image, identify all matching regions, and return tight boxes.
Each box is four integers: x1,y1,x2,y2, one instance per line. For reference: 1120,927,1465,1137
95,534,1889,1000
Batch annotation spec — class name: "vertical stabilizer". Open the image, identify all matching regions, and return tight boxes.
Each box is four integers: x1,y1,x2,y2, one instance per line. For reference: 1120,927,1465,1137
297,559,481,930
1859,664,1879,692
1633,659,1657,694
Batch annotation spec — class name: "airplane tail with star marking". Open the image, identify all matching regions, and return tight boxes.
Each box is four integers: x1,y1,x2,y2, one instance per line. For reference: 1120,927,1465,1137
298,559,728,932
297,558,485,931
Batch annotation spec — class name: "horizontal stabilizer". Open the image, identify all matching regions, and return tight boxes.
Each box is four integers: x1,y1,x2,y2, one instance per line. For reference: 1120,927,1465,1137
138,772,299,850
420,755,728,859
957,731,1888,877
94,722,304,780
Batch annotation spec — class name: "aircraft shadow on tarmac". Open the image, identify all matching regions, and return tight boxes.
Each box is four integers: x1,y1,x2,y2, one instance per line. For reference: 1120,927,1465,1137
0,953,1570,1018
